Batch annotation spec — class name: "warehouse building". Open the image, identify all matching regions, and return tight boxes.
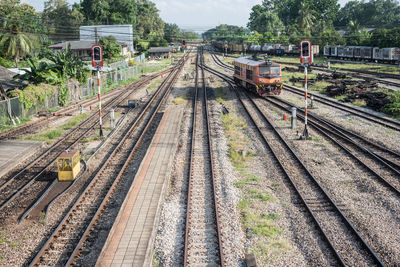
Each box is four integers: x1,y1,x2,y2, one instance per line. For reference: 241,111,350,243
148,47,173,59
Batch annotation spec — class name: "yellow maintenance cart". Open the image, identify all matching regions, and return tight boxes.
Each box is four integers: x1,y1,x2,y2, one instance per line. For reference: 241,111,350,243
57,150,80,181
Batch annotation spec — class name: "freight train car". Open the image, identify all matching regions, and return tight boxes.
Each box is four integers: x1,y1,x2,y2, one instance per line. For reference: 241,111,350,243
233,56,283,96
212,40,319,56
324,45,400,64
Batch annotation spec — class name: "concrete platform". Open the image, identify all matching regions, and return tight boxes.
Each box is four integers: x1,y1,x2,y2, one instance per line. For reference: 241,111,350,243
0,140,44,178
96,104,184,267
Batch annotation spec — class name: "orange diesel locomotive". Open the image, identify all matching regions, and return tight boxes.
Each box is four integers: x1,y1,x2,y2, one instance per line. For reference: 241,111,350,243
233,56,283,96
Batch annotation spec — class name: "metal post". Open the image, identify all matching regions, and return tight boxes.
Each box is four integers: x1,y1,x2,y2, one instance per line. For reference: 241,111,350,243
110,109,115,128
301,66,310,139
6,99,16,126
310,95,314,108
291,107,297,130
97,69,103,137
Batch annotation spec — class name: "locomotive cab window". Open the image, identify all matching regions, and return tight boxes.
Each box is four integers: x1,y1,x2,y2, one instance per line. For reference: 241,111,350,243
234,66,241,75
259,66,280,77
246,69,253,80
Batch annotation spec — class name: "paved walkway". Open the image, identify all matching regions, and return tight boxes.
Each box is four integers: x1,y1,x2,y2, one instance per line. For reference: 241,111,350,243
0,140,43,178
96,104,184,267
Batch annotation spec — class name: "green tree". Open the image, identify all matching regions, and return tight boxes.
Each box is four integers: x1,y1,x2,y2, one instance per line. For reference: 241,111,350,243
336,0,400,28
182,31,199,41
0,0,45,58
79,0,110,24
164,23,182,43
202,24,247,43
99,36,121,59
248,4,284,34
0,22,32,67
297,2,316,31
108,0,137,24
44,45,90,83
42,0,84,42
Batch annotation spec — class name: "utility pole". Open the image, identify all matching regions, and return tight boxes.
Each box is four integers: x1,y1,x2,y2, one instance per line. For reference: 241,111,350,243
97,69,103,137
299,40,313,140
95,27,98,43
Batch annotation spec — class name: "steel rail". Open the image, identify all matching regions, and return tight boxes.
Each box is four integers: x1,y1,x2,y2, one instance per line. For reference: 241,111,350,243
201,49,226,266
264,97,400,196
29,56,186,267
209,52,400,132
271,96,400,170
65,58,185,266
183,49,225,266
210,52,234,71
203,62,385,266
0,69,174,211
0,68,173,140
283,84,400,131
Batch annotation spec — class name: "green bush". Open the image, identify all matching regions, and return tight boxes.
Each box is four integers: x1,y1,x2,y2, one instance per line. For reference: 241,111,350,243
385,91,400,117
11,83,57,109
58,85,69,106
0,57,13,68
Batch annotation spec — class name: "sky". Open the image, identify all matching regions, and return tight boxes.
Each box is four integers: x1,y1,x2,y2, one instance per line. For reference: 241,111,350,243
23,0,351,32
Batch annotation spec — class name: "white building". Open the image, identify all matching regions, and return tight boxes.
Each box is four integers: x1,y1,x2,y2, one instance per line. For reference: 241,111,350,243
79,25,134,53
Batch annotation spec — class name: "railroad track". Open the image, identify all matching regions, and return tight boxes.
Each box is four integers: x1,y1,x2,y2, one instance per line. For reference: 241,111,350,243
203,62,387,265
209,52,400,132
28,54,187,267
275,61,400,88
0,68,175,215
263,96,400,194
283,84,400,132
0,70,167,140
183,48,225,266
210,54,400,194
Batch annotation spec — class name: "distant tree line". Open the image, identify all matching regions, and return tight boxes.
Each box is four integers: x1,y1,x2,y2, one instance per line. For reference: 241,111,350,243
203,0,400,48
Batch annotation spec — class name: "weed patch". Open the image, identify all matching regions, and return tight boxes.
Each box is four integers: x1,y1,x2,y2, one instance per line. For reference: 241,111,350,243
23,113,88,144
9,242,21,248
384,91,400,117
352,99,366,107
215,87,228,103
234,173,260,188
334,95,347,101
311,81,329,93
173,94,187,105
248,188,275,202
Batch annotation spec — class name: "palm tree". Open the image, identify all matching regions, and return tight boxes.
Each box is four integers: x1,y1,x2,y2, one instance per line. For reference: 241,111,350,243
347,20,361,34
0,24,32,68
297,2,315,31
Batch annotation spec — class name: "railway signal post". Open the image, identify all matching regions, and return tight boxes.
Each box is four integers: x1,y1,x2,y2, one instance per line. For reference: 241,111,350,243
300,40,313,140
92,44,104,137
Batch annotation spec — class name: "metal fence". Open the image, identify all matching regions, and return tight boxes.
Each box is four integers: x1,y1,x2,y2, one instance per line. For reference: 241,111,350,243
0,66,139,126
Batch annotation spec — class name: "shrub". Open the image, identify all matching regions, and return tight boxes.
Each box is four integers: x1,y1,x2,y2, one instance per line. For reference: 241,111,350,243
384,91,400,117
11,83,57,109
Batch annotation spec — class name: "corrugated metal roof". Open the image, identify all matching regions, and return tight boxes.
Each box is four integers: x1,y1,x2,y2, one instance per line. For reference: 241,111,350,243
0,66,21,91
149,47,172,53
